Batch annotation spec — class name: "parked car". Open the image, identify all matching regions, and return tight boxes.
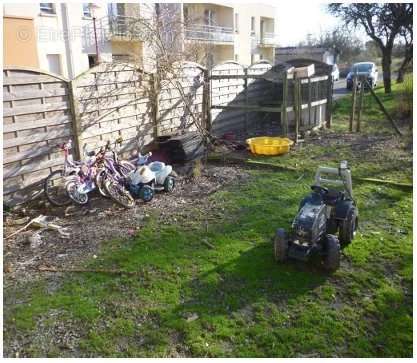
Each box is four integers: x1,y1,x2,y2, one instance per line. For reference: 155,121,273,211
346,62,378,90
331,64,340,81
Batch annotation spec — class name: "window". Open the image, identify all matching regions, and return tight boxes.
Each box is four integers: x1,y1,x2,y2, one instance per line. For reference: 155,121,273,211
47,54,61,75
83,3,92,17
184,7,189,25
40,3,55,14
88,55,97,68
250,16,255,34
234,13,239,33
251,54,255,65
204,9,214,26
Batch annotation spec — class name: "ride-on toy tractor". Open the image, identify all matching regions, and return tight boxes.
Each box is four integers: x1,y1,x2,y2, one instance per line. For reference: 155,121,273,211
274,161,358,271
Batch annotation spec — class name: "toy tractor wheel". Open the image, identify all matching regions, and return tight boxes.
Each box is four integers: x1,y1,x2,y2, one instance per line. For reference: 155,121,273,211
139,185,154,203
323,234,340,272
163,176,175,192
273,228,288,262
339,208,357,245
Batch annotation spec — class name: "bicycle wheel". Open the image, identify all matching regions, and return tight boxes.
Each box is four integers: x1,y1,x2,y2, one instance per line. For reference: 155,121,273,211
95,168,109,198
44,170,72,206
66,180,89,205
104,179,135,209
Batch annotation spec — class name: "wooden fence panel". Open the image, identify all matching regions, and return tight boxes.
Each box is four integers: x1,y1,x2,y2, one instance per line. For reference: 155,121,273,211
157,62,206,136
71,63,154,156
3,68,74,204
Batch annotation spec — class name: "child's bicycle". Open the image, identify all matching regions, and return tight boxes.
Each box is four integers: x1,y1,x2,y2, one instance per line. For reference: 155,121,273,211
44,140,85,206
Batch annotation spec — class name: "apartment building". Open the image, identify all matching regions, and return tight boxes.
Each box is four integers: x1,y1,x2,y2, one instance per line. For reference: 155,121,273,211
183,3,277,66
3,3,153,78
3,3,278,78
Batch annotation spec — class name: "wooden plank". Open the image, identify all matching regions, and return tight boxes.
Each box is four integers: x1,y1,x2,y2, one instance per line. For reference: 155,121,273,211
3,87,68,101
211,104,282,112
300,75,328,84
286,98,327,112
3,75,63,86
356,81,364,132
325,71,333,128
308,78,312,126
209,74,283,82
4,156,65,179
3,114,71,133
349,76,358,132
3,127,72,148
366,80,402,136
3,101,69,117
281,72,288,136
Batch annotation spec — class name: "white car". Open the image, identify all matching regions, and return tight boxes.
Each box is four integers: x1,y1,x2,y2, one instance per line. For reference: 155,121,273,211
331,64,340,81
346,62,379,90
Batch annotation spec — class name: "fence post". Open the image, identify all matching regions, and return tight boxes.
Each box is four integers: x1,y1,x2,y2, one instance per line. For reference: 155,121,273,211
307,77,311,127
293,78,301,143
356,79,365,132
326,71,333,128
281,72,288,136
349,75,358,132
244,67,249,135
202,68,211,135
68,80,82,160
150,73,159,139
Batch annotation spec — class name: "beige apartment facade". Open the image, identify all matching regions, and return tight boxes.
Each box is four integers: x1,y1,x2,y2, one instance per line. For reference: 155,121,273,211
3,3,152,78
3,3,278,78
183,2,277,66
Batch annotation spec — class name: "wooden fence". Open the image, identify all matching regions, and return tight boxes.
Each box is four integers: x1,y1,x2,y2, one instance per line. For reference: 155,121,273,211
3,68,75,203
3,59,332,204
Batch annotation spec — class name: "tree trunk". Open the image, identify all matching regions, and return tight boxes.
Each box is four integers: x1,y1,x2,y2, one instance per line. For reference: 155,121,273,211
396,52,412,83
381,49,392,93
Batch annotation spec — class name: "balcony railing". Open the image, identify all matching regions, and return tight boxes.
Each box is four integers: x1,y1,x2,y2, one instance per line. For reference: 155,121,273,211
184,24,234,43
107,15,143,40
258,32,278,46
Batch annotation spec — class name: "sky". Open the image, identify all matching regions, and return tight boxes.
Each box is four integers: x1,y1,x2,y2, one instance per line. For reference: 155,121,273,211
271,2,368,46
274,2,338,46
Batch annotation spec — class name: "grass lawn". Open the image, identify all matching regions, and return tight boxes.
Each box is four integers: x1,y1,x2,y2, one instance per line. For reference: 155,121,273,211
3,82,412,357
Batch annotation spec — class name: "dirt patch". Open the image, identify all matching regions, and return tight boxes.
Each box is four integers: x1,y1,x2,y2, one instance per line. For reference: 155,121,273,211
3,164,249,285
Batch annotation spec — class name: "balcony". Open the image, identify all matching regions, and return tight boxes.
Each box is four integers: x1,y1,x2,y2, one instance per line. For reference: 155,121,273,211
184,24,234,44
258,32,278,47
107,15,143,41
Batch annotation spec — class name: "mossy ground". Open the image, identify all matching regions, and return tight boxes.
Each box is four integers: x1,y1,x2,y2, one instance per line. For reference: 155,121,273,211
4,83,412,358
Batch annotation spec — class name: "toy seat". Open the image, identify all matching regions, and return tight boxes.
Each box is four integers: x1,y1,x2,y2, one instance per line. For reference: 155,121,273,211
323,189,343,206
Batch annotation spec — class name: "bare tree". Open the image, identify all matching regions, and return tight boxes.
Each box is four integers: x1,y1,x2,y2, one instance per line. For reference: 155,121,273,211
110,4,215,144
328,3,413,93
396,21,413,83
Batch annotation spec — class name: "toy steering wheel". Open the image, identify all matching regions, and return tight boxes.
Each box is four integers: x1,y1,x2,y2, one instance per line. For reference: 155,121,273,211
311,185,328,194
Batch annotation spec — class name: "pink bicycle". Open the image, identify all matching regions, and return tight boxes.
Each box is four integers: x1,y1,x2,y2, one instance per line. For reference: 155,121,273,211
43,140,88,206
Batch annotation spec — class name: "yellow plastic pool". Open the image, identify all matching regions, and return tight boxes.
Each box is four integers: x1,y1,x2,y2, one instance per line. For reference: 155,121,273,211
246,137,294,156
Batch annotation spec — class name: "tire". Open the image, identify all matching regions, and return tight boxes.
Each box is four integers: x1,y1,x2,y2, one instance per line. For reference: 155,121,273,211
339,208,357,245
104,179,135,209
44,170,72,206
139,185,154,203
163,176,175,192
95,168,109,198
66,180,89,205
323,234,340,272
273,228,288,262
